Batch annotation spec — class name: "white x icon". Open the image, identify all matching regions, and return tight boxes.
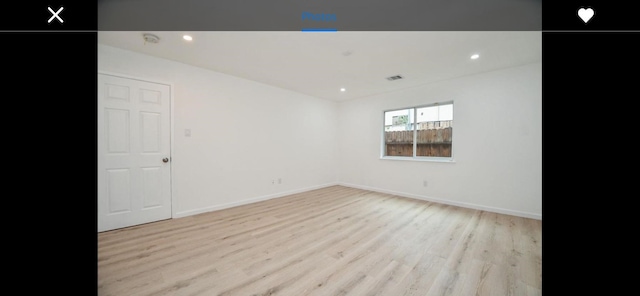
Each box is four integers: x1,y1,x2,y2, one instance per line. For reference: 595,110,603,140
48,6,64,24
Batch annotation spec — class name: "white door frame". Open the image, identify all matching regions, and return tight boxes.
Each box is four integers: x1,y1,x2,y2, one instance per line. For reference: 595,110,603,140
98,70,176,220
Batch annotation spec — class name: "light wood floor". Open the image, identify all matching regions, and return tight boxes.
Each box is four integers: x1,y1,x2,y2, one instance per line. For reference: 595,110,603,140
98,185,542,296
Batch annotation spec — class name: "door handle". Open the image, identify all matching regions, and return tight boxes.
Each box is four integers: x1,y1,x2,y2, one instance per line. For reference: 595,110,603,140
162,157,169,163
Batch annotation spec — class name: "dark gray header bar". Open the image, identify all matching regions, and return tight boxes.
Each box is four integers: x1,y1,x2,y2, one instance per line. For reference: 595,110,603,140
98,0,542,31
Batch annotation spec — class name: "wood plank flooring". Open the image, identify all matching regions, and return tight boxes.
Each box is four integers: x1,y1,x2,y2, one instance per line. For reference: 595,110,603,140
98,185,542,296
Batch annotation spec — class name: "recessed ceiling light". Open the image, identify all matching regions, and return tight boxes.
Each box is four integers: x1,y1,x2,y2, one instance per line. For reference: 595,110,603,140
340,88,346,92
470,54,480,60
183,35,193,41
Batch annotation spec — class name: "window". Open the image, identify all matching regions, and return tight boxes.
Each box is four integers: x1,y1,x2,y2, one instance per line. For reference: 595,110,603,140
383,102,453,160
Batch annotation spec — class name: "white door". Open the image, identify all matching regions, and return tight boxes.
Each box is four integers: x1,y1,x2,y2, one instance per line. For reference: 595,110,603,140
98,73,172,232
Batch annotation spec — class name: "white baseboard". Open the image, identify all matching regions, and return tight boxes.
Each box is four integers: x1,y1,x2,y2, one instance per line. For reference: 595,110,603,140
173,181,541,221
173,182,339,218
338,182,542,220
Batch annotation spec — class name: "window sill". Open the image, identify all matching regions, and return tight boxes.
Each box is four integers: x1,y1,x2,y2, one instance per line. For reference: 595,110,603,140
380,156,456,163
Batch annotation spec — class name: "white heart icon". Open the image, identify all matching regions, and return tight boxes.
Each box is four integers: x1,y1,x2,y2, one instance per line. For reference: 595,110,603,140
578,7,595,24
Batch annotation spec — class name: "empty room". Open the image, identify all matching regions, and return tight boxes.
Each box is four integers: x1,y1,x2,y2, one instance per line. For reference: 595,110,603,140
97,31,542,295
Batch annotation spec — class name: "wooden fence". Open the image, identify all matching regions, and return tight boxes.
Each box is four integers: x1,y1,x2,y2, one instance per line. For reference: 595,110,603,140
385,127,452,157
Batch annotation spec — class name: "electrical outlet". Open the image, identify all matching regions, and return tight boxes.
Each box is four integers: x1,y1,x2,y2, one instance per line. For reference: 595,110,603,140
423,180,428,187
271,180,275,185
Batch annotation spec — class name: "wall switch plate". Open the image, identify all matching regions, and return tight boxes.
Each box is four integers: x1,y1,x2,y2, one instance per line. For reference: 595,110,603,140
185,129,191,137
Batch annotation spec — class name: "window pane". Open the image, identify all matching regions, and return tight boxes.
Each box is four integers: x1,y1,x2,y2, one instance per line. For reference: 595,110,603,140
384,108,414,156
416,104,452,157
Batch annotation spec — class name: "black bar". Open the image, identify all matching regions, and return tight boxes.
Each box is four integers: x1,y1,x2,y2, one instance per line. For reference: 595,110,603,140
543,1,640,31
2,2,96,31
4,1,640,32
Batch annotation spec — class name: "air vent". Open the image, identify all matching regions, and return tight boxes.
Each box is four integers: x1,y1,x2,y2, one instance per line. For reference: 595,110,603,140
143,33,160,44
386,75,403,81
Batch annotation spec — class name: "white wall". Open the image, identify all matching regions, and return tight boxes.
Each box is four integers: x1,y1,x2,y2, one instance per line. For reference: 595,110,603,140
98,44,338,217
337,63,542,219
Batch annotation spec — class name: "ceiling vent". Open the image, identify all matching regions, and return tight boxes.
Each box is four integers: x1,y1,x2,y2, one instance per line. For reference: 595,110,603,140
143,33,160,44
386,75,403,81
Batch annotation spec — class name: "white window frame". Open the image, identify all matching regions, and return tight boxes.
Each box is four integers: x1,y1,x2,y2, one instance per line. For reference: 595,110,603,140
380,101,455,163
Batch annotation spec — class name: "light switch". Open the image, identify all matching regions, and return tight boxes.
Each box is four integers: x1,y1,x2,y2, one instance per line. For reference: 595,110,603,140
185,129,191,137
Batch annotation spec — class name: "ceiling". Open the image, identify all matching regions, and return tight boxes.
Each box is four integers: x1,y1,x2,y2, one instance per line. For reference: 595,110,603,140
98,31,541,102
